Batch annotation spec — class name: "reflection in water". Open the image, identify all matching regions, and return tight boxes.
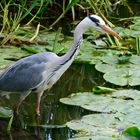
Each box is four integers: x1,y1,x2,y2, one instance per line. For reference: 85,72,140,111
0,64,104,140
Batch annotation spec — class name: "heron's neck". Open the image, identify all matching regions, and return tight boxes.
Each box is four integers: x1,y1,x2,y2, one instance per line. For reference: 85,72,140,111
61,22,86,63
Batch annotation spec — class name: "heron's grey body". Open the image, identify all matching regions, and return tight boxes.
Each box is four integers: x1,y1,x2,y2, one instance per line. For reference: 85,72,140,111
0,15,121,115
0,52,57,92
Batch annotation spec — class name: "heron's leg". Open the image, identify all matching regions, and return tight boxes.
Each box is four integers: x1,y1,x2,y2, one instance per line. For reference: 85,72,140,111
36,91,44,116
14,91,31,115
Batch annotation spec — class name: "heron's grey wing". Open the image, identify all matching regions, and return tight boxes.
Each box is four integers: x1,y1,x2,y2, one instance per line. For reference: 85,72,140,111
0,52,58,92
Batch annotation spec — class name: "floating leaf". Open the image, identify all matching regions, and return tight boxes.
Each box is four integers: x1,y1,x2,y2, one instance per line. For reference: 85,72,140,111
75,44,122,65
0,46,31,72
130,55,140,64
21,46,39,53
69,136,119,140
95,54,140,86
0,107,13,118
112,89,140,100
75,42,101,64
67,114,120,137
92,86,117,94
95,63,116,73
60,90,140,113
128,69,140,86
61,89,140,139
104,68,140,86
7,114,14,132
123,126,140,139
102,54,119,64
114,26,140,38
104,69,129,86
66,113,136,139
60,92,117,113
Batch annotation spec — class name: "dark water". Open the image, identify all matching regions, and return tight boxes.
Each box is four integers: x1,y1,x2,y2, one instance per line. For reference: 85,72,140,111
0,63,104,140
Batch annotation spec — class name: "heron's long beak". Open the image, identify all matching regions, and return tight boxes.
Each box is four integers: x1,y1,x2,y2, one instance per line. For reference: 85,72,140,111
100,25,122,40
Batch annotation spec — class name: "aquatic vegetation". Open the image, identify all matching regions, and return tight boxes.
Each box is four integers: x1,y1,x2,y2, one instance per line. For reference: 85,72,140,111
95,54,140,86
60,89,140,139
123,126,140,139
0,107,13,133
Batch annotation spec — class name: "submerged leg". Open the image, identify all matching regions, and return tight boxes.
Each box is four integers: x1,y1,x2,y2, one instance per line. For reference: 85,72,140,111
36,91,44,116
14,91,31,115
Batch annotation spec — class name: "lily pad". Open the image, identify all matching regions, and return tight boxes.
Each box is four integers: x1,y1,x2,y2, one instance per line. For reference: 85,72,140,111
67,114,120,137
67,113,140,139
69,136,119,140
130,55,140,64
75,41,101,64
60,89,140,139
95,54,140,86
92,86,117,94
60,89,140,113
0,107,13,118
0,46,31,71
75,41,122,64
95,63,116,73
112,89,140,100
114,26,140,38
60,92,120,113
101,54,119,64
123,126,140,139
104,68,129,86
104,67,140,86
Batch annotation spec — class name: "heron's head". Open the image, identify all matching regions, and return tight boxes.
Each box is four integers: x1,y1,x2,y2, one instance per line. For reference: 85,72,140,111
84,15,122,40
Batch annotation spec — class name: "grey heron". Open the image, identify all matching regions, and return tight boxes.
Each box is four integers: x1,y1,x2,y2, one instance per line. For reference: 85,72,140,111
0,15,122,116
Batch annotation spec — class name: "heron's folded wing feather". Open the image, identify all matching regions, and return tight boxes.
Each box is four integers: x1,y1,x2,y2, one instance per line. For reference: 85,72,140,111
0,52,58,92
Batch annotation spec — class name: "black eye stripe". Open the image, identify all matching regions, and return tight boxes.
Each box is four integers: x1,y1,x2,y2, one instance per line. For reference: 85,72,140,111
88,16,100,25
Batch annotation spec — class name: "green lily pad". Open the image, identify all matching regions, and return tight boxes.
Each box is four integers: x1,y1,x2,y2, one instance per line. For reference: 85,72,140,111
104,68,140,86
67,113,140,139
75,41,102,64
67,114,120,137
60,89,140,139
112,89,140,100
92,86,117,94
130,17,140,31
101,54,119,64
0,46,31,70
95,63,116,73
60,92,115,113
123,126,140,139
104,69,129,86
69,136,119,140
130,55,140,64
95,54,140,86
75,42,122,64
114,26,140,38
60,90,140,113
0,107,13,118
